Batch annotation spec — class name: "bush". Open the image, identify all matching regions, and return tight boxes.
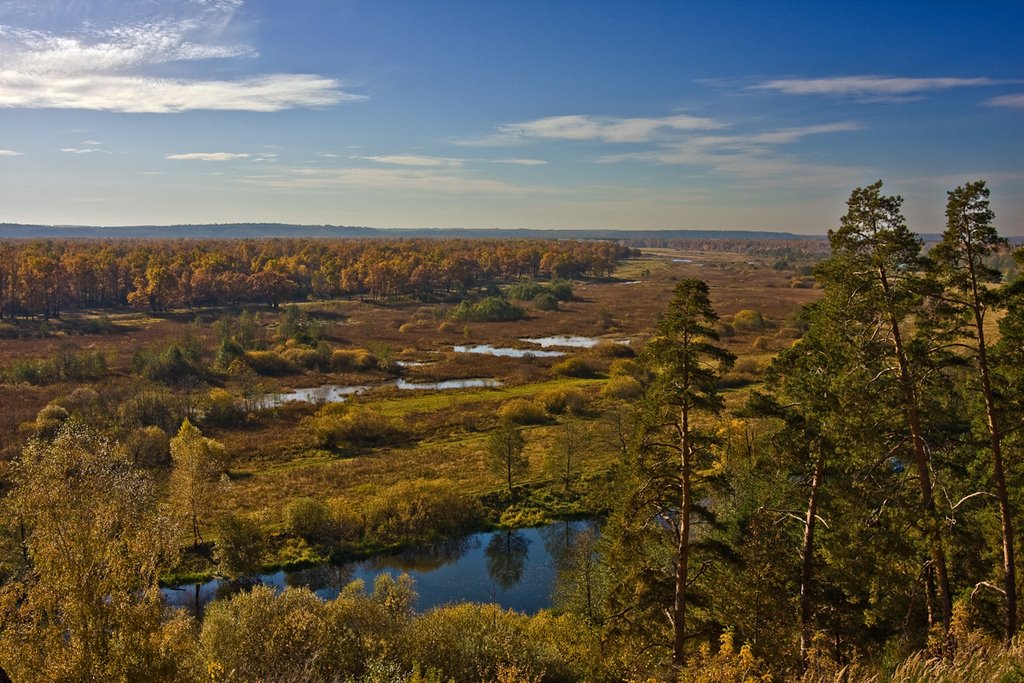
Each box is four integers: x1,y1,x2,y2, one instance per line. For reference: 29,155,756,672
732,309,766,331
7,347,108,385
330,349,379,372
398,322,417,333
609,358,645,380
548,279,574,301
203,388,243,426
286,497,335,543
307,405,405,450
281,346,325,370
506,281,547,301
531,292,559,311
537,386,589,415
550,357,596,379
716,322,736,337
592,341,634,358
118,390,182,433
242,350,297,376
436,321,458,334
448,297,524,323
363,478,482,545
214,512,265,579
121,426,171,469
750,336,770,351
600,375,643,400
496,399,548,425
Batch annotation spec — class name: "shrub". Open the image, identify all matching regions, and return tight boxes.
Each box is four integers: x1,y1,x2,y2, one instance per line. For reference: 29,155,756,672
203,388,243,426
214,339,245,369
448,297,524,323
398,322,417,333
214,512,265,579
286,497,334,543
537,386,589,415
600,375,643,400
363,478,482,545
548,279,574,301
732,309,766,331
507,281,547,301
497,399,548,425
592,341,634,358
436,321,458,334
242,350,297,376
716,322,736,337
750,336,770,351
550,356,596,379
118,390,182,433
531,292,559,311
281,346,322,370
330,349,379,372
307,406,405,450
609,358,645,380
32,403,70,439
121,425,171,469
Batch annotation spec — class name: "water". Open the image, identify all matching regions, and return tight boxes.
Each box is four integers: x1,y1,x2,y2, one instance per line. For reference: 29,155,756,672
452,344,565,358
520,335,601,348
269,378,502,405
163,520,599,617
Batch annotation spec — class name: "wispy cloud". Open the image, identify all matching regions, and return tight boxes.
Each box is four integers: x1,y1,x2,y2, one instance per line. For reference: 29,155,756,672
600,122,865,188
0,149,22,156
0,2,361,112
166,152,251,161
60,147,111,154
987,93,1024,109
751,75,1002,99
460,113,724,146
240,167,527,195
355,154,464,167
492,158,547,166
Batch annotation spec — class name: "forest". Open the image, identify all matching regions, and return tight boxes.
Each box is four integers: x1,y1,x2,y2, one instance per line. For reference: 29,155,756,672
0,180,1022,682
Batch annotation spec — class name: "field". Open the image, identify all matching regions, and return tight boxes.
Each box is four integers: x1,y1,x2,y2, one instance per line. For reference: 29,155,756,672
0,245,822,574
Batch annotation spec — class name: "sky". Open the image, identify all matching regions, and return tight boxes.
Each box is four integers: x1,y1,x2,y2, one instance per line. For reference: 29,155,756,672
0,0,1022,234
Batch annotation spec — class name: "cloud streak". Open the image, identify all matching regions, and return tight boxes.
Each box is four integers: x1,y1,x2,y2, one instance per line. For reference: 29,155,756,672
752,75,1002,99
355,155,464,167
461,113,724,145
166,152,251,161
987,93,1024,109
0,3,360,112
0,149,22,156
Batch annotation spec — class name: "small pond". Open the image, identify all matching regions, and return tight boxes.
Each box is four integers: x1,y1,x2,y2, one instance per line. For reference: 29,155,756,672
269,378,502,406
520,335,601,348
452,344,565,358
164,520,600,617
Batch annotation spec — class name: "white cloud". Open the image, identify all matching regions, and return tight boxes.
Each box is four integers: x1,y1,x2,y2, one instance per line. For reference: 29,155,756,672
0,149,22,156
492,158,547,166
752,75,1001,99
166,152,251,161
987,93,1024,109
355,154,464,167
461,113,724,145
0,3,360,112
60,147,111,154
240,167,527,195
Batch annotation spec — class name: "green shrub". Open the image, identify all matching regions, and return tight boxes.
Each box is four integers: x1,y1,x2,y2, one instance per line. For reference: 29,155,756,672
120,425,171,469
537,386,589,415
496,399,548,425
507,281,547,301
732,309,766,331
363,478,482,545
531,292,559,311
448,297,524,323
548,279,574,301
330,349,379,372
592,341,634,358
307,406,405,450
286,498,334,543
118,390,182,433
600,375,643,400
608,358,645,380
203,388,243,426
550,356,596,379
214,512,265,579
242,350,297,376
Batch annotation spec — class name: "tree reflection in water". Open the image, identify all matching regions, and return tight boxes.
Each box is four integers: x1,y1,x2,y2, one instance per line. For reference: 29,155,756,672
485,529,530,590
285,563,356,594
365,535,480,573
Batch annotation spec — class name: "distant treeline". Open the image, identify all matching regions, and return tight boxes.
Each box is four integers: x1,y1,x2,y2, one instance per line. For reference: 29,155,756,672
0,238,635,318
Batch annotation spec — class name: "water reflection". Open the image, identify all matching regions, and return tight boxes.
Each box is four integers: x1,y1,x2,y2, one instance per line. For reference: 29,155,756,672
269,377,501,406
452,344,564,358
484,530,530,590
520,335,601,348
164,520,599,617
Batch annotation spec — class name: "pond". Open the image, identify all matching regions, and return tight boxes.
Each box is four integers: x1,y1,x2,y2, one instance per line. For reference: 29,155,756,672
163,520,600,618
452,344,565,358
520,335,601,348
269,378,502,406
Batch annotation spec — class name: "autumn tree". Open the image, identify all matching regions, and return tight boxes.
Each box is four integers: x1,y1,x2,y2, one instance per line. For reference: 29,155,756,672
169,419,226,548
486,419,529,497
0,422,195,681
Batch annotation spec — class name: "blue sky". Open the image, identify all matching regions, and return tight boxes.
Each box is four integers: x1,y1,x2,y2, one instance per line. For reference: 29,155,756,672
0,0,1021,234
